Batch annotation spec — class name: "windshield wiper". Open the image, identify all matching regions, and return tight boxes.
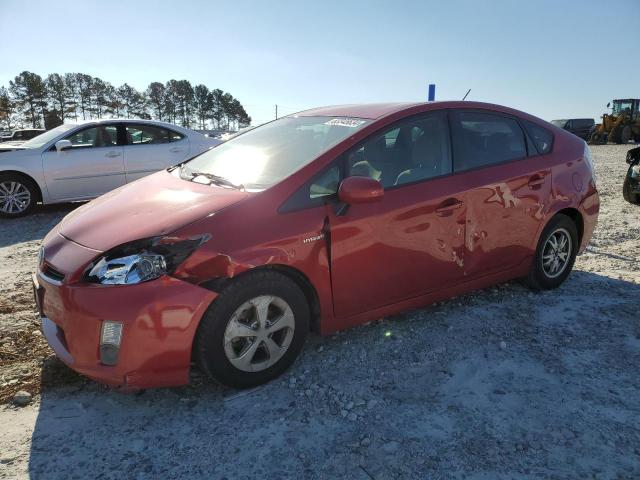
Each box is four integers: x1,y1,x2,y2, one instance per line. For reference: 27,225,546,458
186,169,244,190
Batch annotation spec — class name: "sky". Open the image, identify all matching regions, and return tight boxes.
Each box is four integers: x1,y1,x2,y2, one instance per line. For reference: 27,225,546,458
0,0,638,126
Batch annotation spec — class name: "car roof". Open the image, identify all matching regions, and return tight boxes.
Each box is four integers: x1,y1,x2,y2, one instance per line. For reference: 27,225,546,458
58,118,196,133
295,101,534,120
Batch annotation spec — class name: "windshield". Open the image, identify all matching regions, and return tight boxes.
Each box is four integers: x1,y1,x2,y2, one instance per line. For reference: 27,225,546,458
181,116,371,190
612,101,633,115
21,123,77,149
551,119,568,127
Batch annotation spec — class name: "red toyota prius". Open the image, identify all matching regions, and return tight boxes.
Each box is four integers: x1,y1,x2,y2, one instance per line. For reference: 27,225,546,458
34,102,599,389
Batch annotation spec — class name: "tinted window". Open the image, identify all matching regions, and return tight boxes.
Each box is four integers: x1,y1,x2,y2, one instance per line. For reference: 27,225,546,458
346,111,451,188
169,130,184,141
310,165,340,199
451,111,527,172
126,125,171,145
64,125,118,149
279,164,342,213
522,120,553,155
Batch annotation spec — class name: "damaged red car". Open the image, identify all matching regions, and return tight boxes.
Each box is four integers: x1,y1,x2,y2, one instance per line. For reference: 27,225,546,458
34,102,599,389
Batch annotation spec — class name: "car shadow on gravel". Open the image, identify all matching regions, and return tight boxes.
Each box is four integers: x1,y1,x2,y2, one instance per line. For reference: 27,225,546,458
0,203,80,248
25,271,640,479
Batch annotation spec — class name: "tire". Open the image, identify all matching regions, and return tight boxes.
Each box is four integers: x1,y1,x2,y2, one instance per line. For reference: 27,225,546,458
609,127,621,144
623,177,640,204
525,214,579,290
0,173,38,218
621,125,632,144
194,270,310,388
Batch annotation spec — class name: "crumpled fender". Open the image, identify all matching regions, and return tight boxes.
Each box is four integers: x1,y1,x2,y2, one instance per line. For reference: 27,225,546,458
173,246,295,284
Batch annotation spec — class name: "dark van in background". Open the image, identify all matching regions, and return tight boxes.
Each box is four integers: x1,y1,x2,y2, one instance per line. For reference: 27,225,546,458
551,118,595,141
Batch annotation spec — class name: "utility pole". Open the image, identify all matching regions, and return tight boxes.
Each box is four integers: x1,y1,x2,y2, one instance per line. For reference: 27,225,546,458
275,104,278,119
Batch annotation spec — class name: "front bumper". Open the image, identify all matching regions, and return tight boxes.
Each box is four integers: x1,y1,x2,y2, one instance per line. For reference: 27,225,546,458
35,271,217,388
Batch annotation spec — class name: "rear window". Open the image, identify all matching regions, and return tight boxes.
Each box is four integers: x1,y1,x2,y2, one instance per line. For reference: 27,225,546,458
522,120,553,155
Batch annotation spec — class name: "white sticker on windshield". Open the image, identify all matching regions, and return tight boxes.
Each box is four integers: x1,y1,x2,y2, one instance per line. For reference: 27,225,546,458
324,118,366,128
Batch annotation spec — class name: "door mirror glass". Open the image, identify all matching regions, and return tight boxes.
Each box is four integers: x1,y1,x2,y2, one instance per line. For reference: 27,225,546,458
338,176,383,204
55,139,72,152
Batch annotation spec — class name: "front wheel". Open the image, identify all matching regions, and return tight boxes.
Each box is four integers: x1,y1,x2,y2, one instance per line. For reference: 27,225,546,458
0,174,37,218
525,214,578,290
194,271,310,388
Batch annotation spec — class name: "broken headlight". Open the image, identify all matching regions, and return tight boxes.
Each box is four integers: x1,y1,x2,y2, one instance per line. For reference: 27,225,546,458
85,235,209,285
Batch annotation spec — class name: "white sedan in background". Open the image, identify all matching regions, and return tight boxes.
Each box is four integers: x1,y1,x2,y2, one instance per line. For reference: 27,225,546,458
0,119,221,217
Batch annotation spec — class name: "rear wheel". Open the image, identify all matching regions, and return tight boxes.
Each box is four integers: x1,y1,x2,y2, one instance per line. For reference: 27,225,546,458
525,214,578,290
195,271,310,388
0,174,37,218
623,177,640,204
609,127,621,144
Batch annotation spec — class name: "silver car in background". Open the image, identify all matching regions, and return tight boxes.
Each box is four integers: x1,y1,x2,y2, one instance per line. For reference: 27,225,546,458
0,119,221,217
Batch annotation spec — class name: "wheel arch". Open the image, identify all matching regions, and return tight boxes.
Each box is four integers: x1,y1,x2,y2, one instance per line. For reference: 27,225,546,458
199,264,322,333
555,207,584,246
0,169,43,203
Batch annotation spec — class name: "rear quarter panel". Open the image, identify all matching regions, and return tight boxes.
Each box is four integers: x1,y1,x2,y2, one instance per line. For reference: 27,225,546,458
536,129,599,252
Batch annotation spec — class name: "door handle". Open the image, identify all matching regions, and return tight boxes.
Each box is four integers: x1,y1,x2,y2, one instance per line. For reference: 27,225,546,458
435,198,463,216
170,147,184,153
528,174,546,188
105,151,121,158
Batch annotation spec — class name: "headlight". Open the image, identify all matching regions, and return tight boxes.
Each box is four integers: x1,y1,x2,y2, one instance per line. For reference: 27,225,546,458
84,235,209,285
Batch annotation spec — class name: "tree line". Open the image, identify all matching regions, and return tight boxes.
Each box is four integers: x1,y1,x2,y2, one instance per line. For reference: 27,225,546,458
0,71,251,132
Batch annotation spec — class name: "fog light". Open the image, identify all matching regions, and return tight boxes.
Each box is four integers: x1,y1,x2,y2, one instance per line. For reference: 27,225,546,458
100,321,123,365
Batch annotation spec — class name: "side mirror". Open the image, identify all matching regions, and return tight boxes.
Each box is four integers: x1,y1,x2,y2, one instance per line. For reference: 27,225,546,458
606,102,611,108
55,140,72,152
338,176,384,205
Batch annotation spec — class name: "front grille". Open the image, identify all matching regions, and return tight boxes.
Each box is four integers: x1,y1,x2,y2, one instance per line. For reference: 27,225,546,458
42,264,65,282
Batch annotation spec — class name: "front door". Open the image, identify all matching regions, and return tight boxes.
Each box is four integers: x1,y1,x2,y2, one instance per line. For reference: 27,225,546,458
122,123,190,182
41,124,125,201
329,111,467,318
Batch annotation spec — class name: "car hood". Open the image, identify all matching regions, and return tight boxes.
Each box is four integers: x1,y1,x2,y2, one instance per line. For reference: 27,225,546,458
56,169,249,251
0,143,28,153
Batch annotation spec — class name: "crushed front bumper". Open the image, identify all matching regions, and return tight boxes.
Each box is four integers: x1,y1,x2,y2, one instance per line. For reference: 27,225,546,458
35,271,217,388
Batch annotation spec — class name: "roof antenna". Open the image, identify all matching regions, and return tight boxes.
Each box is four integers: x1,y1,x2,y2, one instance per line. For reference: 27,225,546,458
462,89,471,101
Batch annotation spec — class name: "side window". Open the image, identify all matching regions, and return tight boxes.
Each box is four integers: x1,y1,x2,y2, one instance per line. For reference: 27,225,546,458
346,111,451,188
64,125,118,149
522,120,553,155
310,165,340,199
451,111,527,172
126,124,171,145
169,130,185,142
279,164,342,213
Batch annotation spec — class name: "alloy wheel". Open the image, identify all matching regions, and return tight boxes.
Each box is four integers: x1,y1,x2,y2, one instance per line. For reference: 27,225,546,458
0,181,31,215
541,227,572,279
223,295,295,372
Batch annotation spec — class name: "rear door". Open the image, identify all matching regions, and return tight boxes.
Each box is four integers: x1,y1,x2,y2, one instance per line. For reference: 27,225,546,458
41,123,125,200
449,110,552,278
328,111,467,318
122,123,190,182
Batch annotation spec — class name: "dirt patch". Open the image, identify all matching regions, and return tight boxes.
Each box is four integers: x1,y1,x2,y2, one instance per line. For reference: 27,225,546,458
0,329,85,403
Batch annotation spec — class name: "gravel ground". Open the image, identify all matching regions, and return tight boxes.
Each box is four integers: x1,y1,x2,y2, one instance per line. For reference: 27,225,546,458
0,144,639,479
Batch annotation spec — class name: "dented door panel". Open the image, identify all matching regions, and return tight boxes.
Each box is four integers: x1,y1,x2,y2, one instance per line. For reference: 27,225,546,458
462,156,553,277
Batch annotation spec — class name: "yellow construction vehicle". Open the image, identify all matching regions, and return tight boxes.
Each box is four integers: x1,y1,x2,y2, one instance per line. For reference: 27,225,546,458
590,99,640,144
